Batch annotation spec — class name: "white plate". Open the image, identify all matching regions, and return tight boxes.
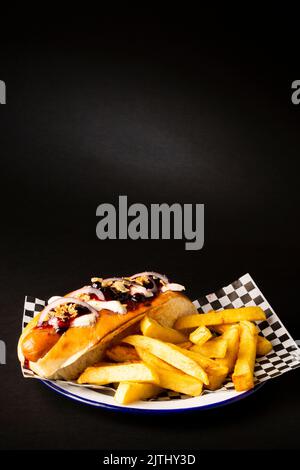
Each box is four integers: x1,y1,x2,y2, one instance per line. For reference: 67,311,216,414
42,379,264,414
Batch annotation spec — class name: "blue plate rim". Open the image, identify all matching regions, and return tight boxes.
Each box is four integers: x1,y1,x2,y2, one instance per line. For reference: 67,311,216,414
41,379,265,414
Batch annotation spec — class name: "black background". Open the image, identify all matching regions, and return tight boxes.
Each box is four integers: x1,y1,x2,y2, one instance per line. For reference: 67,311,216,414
0,11,299,452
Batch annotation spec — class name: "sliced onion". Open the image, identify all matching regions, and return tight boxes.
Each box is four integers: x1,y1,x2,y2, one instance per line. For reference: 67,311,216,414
141,277,158,294
48,296,62,304
67,286,105,301
87,300,127,314
130,285,154,298
38,297,98,326
161,283,185,293
130,271,169,284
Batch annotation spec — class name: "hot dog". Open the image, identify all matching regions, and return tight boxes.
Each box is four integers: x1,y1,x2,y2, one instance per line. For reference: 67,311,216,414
18,272,197,380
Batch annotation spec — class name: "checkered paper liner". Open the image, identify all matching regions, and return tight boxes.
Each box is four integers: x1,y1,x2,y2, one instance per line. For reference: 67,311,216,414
21,273,300,401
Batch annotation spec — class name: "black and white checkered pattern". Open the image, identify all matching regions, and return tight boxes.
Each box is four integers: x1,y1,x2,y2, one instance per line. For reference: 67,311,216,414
22,296,46,378
21,274,300,399
193,273,300,392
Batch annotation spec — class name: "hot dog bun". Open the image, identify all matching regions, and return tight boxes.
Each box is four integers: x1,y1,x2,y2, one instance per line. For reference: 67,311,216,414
18,291,197,380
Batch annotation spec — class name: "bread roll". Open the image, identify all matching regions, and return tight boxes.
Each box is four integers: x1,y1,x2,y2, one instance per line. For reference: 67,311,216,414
18,291,197,380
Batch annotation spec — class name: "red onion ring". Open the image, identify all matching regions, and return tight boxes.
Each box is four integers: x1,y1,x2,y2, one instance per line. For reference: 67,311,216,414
67,286,105,301
38,297,98,326
130,285,154,298
48,296,62,304
141,277,158,294
130,271,169,284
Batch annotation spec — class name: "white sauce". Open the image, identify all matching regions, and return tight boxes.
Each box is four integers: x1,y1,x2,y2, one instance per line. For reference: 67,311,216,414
161,283,185,293
70,312,98,328
87,300,127,314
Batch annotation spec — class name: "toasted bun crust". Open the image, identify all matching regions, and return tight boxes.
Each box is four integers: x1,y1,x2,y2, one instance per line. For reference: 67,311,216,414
18,291,197,380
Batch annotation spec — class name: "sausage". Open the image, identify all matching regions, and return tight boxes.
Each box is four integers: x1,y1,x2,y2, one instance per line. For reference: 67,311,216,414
22,326,61,362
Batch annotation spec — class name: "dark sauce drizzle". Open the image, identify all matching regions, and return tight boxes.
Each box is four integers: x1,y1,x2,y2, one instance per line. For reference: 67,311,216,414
92,277,162,311
37,277,162,335
38,305,91,334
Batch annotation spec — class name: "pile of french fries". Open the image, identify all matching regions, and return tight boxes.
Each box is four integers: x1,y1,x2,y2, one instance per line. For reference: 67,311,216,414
77,306,273,405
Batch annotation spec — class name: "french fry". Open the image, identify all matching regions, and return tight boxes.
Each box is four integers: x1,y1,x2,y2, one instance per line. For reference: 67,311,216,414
123,335,209,384
177,341,193,349
215,324,240,374
170,346,227,374
175,307,266,330
136,347,174,371
140,315,187,343
78,307,271,402
105,344,139,362
77,361,160,385
190,336,227,358
137,348,203,396
115,382,163,404
205,371,228,390
232,321,258,392
158,369,203,396
172,347,229,390
189,326,212,345
211,323,237,334
213,323,272,357
204,325,240,389
256,336,273,356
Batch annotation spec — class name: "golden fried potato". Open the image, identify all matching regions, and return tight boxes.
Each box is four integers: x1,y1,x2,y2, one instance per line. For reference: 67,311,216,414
170,346,226,372
170,345,229,390
175,307,266,329
213,323,272,357
123,335,208,384
78,361,159,385
115,382,163,404
137,348,203,396
140,315,187,343
136,347,174,371
211,323,237,334
105,344,139,362
189,325,212,346
232,321,258,392
190,336,227,358
215,324,240,374
155,368,203,397
256,336,273,356
176,341,193,349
